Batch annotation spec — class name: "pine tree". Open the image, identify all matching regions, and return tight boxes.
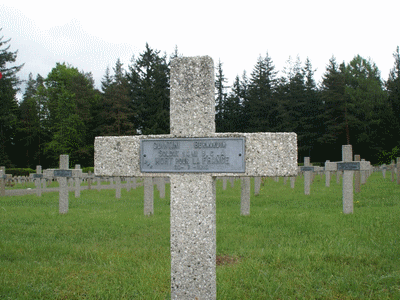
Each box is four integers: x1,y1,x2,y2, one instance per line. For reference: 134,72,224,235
319,56,347,159
386,46,400,127
0,30,24,166
246,53,278,132
98,59,135,136
301,58,323,159
127,44,170,135
223,75,246,132
215,59,228,132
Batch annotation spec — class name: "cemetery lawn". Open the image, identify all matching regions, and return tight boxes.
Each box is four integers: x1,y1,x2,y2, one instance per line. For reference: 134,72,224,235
1,172,399,299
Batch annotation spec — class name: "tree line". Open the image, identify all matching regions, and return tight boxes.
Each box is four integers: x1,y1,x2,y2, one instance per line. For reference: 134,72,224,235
1,30,400,168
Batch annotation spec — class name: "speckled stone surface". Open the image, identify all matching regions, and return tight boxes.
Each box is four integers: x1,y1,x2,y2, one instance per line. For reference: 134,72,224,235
115,176,121,199
35,165,42,197
59,155,69,214
94,56,298,299
74,165,81,198
354,155,361,193
240,177,250,215
304,157,311,195
144,177,153,215
254,177,261,195
342,145,353,214
94,132,297,177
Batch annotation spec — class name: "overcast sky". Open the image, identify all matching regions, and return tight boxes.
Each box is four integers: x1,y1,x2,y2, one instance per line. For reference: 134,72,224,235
1,1,399,99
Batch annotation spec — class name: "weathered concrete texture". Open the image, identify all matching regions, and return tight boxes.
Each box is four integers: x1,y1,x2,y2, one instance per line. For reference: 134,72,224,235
144,177,153,215
170,56,215,137
94,132,297,178
241,177,250,215
397,158,400,185
290,176,295,189
325,160,330,187
155,177,165,198
74,165,81,198
94,56,298,300
35,165,42,197
354,155,361,193
342,145,353,214
222,177,227,190
304,157,311,195
1,167,6,196
254,177,261,195
59,155,69,214
115,176,121,199
170,174,216,300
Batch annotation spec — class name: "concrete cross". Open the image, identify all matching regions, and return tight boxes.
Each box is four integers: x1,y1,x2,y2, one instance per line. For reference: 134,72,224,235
43,155,82,214
325,145,371,214
94,56,297,299
301,157,313,195
33,165,43,196
0,166,6,196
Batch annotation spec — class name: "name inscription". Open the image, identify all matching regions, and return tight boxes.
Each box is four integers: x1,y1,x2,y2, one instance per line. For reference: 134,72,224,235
140,138,245,173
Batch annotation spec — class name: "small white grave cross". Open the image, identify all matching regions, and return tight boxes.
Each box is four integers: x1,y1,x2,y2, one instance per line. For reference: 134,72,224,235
325,145,371,214
44,155,82,214
94,56,297,299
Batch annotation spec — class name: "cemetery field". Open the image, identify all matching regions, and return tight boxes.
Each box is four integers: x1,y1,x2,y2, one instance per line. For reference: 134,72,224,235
1,172,399,299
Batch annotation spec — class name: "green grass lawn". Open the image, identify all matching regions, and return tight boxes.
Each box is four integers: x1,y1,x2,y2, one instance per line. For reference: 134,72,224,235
1,172,399,299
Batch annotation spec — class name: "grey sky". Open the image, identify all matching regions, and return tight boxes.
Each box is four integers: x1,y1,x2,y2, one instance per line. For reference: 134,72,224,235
1,1,399,99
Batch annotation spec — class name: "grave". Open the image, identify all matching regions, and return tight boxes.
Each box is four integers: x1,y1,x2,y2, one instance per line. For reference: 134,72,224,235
241,177,250,215
301,157,313,195
325,145,371,214
33,165,43,196
0,166,6,196
325,160,331,187
94,56,297,299
397,158,400,185
354,155,361,193
44,155,82,214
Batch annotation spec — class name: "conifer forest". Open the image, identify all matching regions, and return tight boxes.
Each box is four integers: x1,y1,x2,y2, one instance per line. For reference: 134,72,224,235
1,30,400,168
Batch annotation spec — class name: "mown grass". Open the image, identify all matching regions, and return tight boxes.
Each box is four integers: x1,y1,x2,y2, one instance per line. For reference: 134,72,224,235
1,172,399,299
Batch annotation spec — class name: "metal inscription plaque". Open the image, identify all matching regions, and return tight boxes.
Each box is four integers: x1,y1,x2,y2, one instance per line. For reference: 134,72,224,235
301,166,314,172
54,170,72,177
33,174,43,178
337,162,360,171
140,138,245,173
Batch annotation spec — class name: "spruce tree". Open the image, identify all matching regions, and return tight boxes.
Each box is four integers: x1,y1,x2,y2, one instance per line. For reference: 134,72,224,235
127,44,170,135
246,53,278,132
0,30,24,166
215,59,228,132
98,59,135,136
386,46,400,127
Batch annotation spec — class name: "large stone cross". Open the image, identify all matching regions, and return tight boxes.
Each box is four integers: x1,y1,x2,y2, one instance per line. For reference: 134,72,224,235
94,56,297,299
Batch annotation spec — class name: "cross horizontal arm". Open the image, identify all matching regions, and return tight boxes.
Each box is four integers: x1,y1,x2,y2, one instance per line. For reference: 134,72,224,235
325,161,371,171
94,132,297,177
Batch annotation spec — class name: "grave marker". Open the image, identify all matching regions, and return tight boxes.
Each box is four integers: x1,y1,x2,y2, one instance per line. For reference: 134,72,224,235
325,145,371,214
0,166,6,196
254,176,261,195
325,160,331,187
354,155,361,193
397,158,400,185
301,157,313,195
241,177,250,215
94,56,297,299
34,165,43,196
44,155,82,214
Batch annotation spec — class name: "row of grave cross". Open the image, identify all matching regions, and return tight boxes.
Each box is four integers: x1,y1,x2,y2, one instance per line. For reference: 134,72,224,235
0,57,395,299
